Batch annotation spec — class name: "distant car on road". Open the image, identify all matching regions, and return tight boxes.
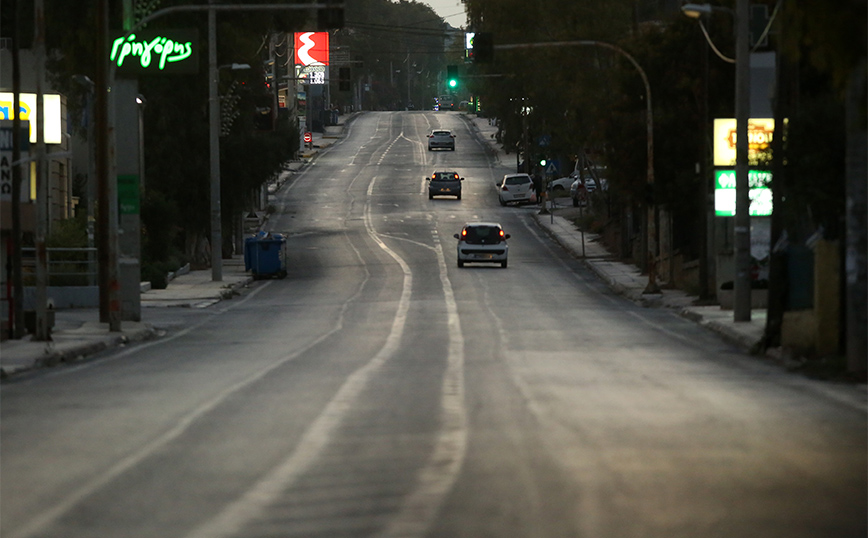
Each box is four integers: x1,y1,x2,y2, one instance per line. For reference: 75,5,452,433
427,129,456,151
497,173,535,206
454,222,510,268
427,171,463,200
438,94,455,110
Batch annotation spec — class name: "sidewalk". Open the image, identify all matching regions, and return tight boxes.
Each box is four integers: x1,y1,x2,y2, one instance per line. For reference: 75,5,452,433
0,256,254,378
463,113,768,356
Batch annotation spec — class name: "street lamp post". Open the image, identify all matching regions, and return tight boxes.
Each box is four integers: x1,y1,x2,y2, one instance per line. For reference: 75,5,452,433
136,94,146,192
733,0,752,322
208,0,223,281
682,1,751,321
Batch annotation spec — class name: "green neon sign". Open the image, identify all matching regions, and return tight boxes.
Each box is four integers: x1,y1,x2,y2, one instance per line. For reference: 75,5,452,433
714,169,773,217
111,29,199,75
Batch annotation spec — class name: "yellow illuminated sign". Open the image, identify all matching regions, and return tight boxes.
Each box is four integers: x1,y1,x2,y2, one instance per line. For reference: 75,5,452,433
713,118,774,166
0,93,63,144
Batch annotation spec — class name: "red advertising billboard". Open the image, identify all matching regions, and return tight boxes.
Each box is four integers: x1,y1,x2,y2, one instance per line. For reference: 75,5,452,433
294,32,329,66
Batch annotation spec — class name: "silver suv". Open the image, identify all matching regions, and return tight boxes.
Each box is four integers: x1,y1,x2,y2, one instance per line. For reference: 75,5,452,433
427,129,455,151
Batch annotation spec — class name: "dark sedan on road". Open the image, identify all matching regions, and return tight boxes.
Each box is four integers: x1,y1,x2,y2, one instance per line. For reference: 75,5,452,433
427,171,464,200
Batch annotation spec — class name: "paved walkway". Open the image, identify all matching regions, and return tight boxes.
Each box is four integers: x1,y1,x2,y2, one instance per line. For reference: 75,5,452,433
2,112,771,378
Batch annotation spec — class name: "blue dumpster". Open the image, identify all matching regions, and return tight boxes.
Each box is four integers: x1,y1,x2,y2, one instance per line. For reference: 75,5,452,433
244,232,287,279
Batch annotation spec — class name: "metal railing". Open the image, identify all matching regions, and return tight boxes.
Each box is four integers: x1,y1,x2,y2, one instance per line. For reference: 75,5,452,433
20,247,98,286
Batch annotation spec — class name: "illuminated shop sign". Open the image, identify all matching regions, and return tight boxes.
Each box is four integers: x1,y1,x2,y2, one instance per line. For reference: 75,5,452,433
713,118,774,166
294,32,329,66
295,65,326,85
110,29,199,74
714,169,773,217
0,93,62,144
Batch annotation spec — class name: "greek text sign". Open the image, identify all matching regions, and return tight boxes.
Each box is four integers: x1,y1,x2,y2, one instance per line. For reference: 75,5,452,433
713,118,775,166
111,29,199,74
0,123,31,202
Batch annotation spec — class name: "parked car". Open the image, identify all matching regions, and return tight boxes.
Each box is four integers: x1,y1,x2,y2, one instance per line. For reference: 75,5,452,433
427,129,455,150
497,173,536,205
453,222,510,268
427,171,463,200
548,176,575,194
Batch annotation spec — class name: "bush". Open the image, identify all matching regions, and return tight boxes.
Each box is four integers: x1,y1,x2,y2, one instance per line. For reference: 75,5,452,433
141,257,185,290
141,262,169,290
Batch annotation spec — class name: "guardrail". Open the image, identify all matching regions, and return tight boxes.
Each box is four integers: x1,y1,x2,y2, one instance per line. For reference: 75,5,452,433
20,247,98,287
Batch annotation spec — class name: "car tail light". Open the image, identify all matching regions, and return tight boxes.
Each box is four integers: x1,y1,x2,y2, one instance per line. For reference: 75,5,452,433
499,230,505,238
461,229,468,237
501,184,509,191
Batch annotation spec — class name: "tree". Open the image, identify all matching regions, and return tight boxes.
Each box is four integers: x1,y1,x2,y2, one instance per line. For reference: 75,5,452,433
37,0,310,267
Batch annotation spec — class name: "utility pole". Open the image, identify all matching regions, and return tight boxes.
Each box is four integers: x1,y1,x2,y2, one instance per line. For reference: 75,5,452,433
733,0,752,321
845,62,867,374
208,0,223,281
10,0,25,339
33,0,50,341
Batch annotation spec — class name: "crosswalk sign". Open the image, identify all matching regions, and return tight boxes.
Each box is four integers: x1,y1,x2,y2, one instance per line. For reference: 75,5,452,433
545,161,558,176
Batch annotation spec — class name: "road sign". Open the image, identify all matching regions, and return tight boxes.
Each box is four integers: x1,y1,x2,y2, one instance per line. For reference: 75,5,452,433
304,132,312,143
545,161,558,176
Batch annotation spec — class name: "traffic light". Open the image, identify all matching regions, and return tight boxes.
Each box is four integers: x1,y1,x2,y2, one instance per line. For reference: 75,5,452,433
473,32,494,63
447,65,458,89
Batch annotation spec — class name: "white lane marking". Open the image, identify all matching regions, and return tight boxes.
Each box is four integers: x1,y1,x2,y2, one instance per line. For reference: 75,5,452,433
476,276,602,538
7,260,369,538
380,230,467,538
182,171,444,538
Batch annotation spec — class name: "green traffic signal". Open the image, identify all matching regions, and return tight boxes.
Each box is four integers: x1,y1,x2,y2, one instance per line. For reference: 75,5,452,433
446,64,458,89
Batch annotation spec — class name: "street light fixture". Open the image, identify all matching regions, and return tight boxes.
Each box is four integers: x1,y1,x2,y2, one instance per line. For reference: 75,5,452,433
680,3,714,18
